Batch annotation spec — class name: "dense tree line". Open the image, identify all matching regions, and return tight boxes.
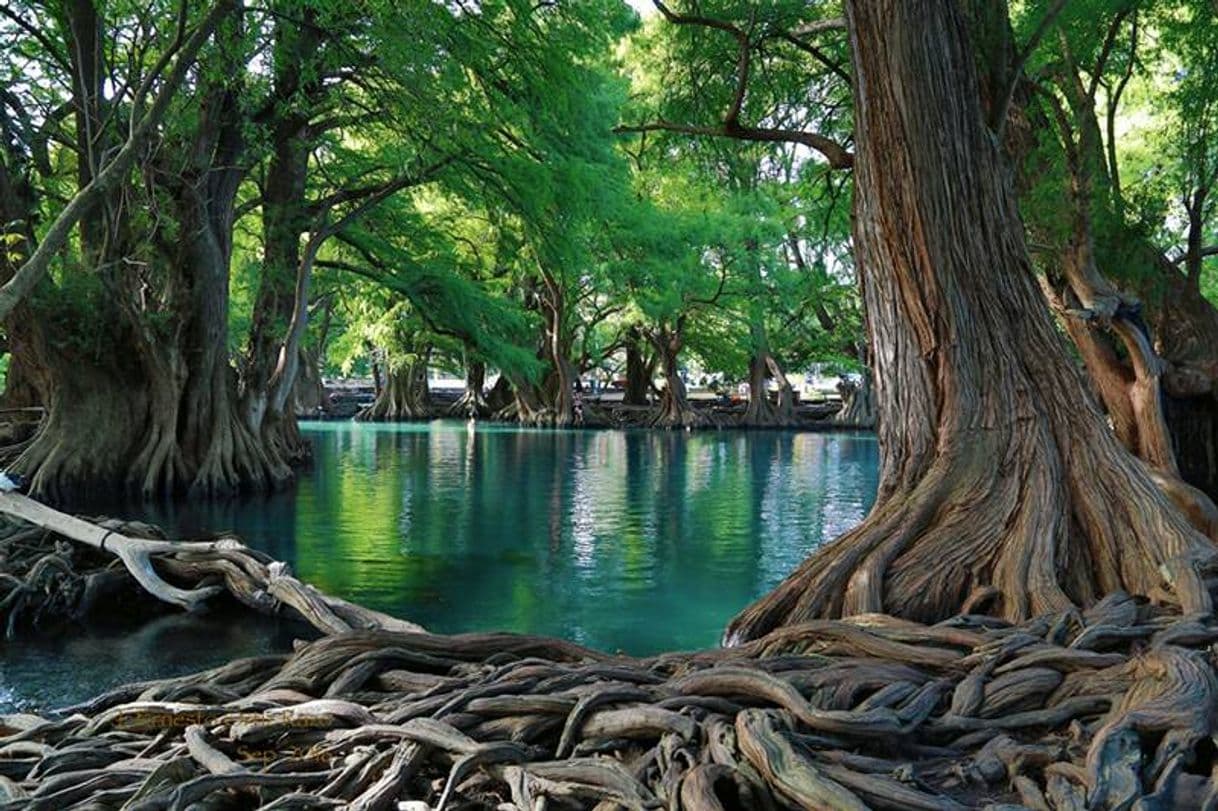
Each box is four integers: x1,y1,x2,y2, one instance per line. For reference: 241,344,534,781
0,0,865,502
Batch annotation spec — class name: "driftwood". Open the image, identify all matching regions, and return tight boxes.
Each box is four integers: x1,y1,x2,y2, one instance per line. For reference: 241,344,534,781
0,493,422,637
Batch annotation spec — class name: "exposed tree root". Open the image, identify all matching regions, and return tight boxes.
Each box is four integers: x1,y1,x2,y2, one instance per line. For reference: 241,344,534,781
741,354,798,429
6,582,1218,809
357,355,433,422
447,390,490,420
446,361,490,419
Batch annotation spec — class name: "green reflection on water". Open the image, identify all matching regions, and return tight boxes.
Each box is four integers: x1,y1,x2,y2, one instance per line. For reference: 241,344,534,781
141,421,879,655
2,422,882,712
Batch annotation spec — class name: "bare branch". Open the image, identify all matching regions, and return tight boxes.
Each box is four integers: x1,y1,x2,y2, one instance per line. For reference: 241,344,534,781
637,2,854,168
650,0,741,36
1173,246,1218,264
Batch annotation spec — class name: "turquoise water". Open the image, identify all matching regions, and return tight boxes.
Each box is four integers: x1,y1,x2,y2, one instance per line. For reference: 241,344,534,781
148,422,879,652
1,421,878,710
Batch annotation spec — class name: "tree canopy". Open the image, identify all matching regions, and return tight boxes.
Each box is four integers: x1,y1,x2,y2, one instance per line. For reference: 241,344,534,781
0,0,1215,499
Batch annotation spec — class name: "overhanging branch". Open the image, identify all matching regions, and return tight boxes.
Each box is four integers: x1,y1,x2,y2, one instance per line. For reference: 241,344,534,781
615,120,853,169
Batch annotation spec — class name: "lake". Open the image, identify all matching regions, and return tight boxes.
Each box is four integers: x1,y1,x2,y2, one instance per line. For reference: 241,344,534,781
1,421,879,711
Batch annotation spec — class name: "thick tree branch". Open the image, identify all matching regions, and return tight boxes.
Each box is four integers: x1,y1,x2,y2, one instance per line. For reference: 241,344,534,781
650,0,740,36
789,18,848,37
637,1,853,167
616,120,853,168
267,154,459,413
1174,246,1218,264
1105,13,1137,205
1087,9,1131,101
0,2,231,322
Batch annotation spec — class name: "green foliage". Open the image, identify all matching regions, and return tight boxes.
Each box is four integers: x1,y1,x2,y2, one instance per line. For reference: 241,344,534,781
24,0,1189,404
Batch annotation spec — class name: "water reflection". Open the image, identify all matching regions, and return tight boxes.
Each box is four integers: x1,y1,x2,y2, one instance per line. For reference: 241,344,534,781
129,422,879,655
1,612,304,712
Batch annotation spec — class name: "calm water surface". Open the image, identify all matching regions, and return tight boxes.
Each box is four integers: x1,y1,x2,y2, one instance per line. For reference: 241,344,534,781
1,421,878,710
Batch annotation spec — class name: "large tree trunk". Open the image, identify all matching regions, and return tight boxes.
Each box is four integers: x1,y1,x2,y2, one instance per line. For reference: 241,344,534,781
293,346,329,417
1134,251,1218,499
2,18,293,502
740,316,799,428
11,193,292,501
648,326,708,429
357,349,432,421
237,12,321,465
485,372,514,414
833,366,876,428
537,281,573,426
1012,37,1218,502
497,280,574,426
742,351,797,428
623,328,651,406
727,0,1216,643
61,0,108,263
448,357,489,418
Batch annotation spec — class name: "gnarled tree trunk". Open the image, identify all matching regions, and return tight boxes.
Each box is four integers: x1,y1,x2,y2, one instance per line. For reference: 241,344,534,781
727,0,1216,643
0,1,294,502
1009,31,1218,502
485,372,514,414
833,367,876,428
648,324,708,429
742,349,797,428
293,346,329,417
236,19,318,468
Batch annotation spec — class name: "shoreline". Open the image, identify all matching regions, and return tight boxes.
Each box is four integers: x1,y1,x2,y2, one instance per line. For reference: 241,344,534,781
1,508,1213,809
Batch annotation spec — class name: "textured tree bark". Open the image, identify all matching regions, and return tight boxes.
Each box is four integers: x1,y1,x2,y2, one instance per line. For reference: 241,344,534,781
61,0,108,263
293,346,329,417
833,368,876,429
495,277,575,426
485,372,514,414
237,13,321,465
727,0,1217,643
0,108,42,416
741,318,796,428
1013,33,1218,502
1,9,292,501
